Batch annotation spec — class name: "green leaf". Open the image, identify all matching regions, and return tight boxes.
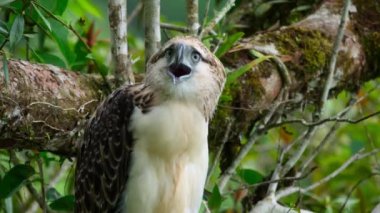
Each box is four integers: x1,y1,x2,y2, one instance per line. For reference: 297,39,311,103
0,25,8,35
93,58,109,76
215,32,244,57
50,19,73,66
2,54,9,86
0,0,15,6
55,0,68,15
5,197,13,213
208,185,222,210
32,3,51,32
254,3,272,17
0,164,35,199
49,195,75,211
226,55,273,86
46,187,62,202
237,169,264,185
36,51,67,68
9,15,24,50
77,0,102,18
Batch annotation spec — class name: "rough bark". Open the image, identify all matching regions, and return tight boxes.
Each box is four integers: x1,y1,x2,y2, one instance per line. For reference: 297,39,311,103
0,60,105,156
186,0,199,35
0,0,379,159
108,0,135,84
143,0,161,63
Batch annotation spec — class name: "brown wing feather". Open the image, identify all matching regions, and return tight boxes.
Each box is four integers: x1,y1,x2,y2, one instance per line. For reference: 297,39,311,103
75,85,142,212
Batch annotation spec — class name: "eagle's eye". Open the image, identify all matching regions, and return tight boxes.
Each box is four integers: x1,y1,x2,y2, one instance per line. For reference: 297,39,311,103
191,51,201,63
166,48,173,58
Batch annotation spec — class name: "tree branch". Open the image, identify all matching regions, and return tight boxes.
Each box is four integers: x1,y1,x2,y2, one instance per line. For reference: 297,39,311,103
200,0,236,38
160,23,189,33
186,0,199,36
320,0,351,107
108,0,135,84
143,0,161,63
276,149,380,199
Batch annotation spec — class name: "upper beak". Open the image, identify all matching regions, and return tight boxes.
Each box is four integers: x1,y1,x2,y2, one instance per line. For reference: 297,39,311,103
168,44,192,83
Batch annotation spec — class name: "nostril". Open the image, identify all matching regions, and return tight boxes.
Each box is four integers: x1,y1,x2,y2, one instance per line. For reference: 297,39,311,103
169,63,192,78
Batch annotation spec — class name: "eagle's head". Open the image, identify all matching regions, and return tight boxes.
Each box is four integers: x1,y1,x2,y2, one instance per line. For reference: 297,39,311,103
145,36,226,120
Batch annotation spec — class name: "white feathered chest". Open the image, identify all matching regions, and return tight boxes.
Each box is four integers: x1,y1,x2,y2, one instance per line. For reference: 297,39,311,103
124,101,209,213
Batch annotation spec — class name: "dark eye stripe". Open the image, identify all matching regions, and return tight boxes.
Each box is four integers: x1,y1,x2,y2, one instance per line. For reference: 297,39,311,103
149,50,166,64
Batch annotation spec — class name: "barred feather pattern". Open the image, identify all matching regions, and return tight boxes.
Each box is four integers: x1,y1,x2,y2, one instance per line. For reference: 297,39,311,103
75,84,153,212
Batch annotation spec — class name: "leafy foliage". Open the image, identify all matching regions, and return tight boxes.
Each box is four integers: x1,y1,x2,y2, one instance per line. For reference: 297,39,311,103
0,164,35,199
1,0,380,212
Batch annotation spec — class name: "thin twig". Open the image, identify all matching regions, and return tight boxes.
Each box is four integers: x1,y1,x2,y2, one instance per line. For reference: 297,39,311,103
320,0,351,107
9,151,47,212
276,149,380,199
32,120,66,132
25,183,45,211
127,2,143,25
300,123,340,173
230,167,316,195
218,97,284,191
186,0,199,35
206,120,233,185
37,157,47,213
202,200,211,213
218,131,260,191
299,95,359,173
338,173,380,212
28,100,97,115
280,127,317,178
268,110,380,128
143,0,161,63
199,0,236,38
0,39,8,50
160,23,189,33
201,0,212,31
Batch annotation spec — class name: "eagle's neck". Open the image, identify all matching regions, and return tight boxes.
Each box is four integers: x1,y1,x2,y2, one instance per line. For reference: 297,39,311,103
130,83,219,122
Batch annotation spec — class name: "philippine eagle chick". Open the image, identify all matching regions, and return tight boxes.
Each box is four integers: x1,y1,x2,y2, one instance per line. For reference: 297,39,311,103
75,36,226,213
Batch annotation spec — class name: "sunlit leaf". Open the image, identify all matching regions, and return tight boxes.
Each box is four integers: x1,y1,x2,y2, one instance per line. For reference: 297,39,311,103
0,25,8,35
0,0,15,6
0,164,35,199
226,55,272,86
32,3,51,32
77,0,102,18
9,14,24,50
55,0,68,15
37,52,67,68
5,197,12,213
237,169,264,185
208,185,222,210
254,3,272,17
291,5,312,12
215,32,244,57
50,19,74,66
49,195,75,211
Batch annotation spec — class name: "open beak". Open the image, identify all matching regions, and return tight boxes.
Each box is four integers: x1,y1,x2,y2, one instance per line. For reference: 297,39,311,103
167,44,192,84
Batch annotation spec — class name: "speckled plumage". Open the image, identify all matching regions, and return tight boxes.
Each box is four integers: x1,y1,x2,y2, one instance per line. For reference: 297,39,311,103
75,36,225,212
